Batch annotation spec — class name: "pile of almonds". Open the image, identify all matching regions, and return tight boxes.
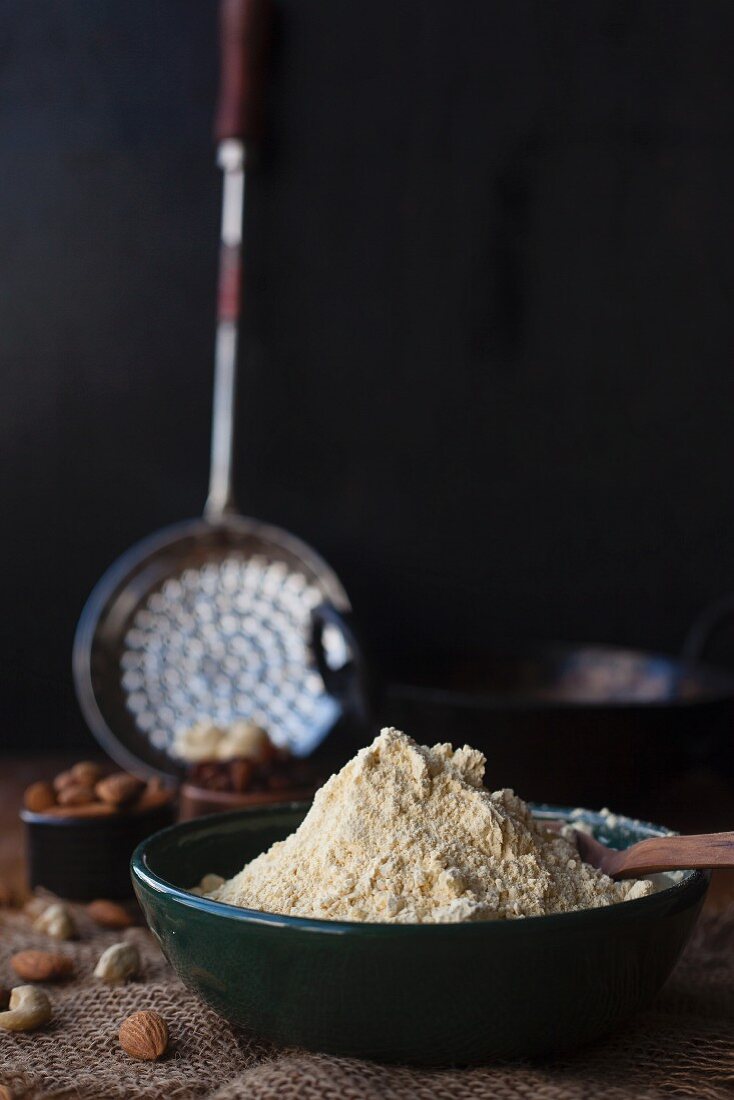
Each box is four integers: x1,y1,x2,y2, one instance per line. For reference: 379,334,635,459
187,748,315,796
23,761,173,818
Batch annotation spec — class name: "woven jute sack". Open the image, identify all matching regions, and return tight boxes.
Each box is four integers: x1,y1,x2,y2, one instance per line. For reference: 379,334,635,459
1,901,733,1099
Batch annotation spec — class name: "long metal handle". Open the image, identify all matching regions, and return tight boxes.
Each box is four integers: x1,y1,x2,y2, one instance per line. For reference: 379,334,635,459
205,138,246,520
205,0,273,521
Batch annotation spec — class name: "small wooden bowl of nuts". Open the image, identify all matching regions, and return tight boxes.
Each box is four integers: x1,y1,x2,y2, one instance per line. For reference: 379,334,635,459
21,760,176,901
178,725,318,821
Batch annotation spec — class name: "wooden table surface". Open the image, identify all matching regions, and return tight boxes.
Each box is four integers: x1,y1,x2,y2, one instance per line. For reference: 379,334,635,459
2,755,733,911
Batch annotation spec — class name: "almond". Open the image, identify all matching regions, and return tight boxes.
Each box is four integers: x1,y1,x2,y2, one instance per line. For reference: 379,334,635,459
56,783,97,807
11,950,73,982
135,779,175,813
70,760,104,786
87,899,134,929
119,1009,169,1061
23,781,57,813
95,773,145,807
229,758,254,793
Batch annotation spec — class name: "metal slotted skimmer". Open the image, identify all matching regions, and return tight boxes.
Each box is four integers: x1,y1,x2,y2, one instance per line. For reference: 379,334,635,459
73,0,363,779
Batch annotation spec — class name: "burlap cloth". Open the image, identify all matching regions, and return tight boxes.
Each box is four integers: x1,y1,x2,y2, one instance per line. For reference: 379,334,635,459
1,899,732,1100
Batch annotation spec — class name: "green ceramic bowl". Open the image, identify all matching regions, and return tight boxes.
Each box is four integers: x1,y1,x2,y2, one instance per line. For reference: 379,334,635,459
131,804,708,1065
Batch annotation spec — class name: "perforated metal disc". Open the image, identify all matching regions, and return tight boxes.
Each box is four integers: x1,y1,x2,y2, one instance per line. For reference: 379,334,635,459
74,517,353,779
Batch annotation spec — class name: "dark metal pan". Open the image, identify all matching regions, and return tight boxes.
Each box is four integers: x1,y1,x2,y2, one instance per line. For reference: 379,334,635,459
318,603,734,819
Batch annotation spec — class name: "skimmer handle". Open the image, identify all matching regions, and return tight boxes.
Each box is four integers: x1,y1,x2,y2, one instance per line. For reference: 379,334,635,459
215,0,273,144
205,0,273,520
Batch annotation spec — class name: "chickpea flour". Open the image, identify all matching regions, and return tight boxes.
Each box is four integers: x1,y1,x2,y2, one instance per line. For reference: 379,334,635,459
209,727,653,922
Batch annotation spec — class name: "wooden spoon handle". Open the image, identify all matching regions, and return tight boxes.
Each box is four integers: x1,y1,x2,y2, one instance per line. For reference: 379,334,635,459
612,831,734,878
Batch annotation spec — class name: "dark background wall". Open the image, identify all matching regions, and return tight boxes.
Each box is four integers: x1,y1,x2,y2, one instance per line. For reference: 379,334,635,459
3,0,734,750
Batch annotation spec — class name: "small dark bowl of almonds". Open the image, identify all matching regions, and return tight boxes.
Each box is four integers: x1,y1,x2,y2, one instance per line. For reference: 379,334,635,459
21,761,176,901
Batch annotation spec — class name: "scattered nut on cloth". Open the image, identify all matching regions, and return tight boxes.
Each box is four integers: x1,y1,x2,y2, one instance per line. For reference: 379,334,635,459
0,898,733,1098
94,942,140,984
31,903,75,941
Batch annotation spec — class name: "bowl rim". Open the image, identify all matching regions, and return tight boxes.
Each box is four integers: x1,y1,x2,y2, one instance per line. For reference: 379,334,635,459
179,783,315,807
131,802,709,936
22,798,176,827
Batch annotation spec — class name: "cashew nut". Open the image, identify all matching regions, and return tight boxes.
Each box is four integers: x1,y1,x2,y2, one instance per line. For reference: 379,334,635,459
0,986,52,1031
189,872,224,897
24,896,50,920
93,942,140,984
198,873,224,894
33,902,75,941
